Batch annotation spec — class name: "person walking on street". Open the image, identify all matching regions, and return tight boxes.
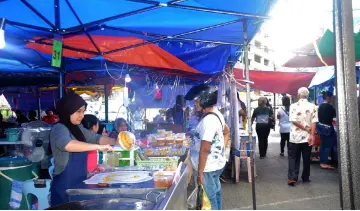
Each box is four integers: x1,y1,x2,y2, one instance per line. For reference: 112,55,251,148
278,96,291,156
251,97,274,159
288,87,318,186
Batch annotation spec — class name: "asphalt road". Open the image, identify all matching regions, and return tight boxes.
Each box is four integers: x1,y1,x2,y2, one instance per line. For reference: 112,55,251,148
188,130,341,210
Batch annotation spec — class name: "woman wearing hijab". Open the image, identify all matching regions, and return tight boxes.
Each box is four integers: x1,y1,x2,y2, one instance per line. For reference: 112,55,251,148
109,118,130,139
50,93,116,206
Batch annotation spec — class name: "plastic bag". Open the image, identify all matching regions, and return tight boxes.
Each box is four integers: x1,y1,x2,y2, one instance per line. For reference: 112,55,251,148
225,145,231,162
196,185,211,210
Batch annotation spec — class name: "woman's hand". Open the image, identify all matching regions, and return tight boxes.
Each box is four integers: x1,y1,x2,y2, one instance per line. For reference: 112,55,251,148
97,144,114,152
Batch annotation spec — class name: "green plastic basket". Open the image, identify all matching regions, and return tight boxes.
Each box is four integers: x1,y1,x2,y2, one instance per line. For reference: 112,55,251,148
136,157,179,170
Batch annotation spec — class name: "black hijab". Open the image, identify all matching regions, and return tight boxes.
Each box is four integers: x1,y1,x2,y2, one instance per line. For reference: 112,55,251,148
56,92,87,142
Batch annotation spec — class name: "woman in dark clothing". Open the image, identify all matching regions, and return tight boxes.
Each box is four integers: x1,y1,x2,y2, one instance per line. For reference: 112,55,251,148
317,91,336,169
15,110,29,124
172,95,185,126
251,97,274,158
28,110,38,121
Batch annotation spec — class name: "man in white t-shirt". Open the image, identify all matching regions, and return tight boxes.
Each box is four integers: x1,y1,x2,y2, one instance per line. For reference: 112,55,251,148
185,84,226,210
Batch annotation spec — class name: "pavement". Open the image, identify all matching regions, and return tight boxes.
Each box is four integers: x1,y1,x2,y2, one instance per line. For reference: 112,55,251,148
188,129,341,210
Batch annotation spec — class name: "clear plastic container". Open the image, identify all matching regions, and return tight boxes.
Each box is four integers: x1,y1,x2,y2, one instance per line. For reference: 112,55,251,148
153,171,175,188
105,152,122,167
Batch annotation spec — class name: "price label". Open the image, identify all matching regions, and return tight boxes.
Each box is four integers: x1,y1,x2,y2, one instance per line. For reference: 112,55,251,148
51,40,62,67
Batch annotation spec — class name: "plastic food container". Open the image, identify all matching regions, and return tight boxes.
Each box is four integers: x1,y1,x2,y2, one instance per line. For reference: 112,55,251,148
153,171,175,188
105,152,122,167
165,137,175,146
156,138,166,146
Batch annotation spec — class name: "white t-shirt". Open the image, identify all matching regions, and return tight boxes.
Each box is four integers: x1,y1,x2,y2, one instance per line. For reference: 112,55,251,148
278,107,291,133
190,109,226,172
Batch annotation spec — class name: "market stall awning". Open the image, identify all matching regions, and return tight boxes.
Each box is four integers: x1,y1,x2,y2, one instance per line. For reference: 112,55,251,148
284,55,336,68
233,69,316,95
284,29,360,68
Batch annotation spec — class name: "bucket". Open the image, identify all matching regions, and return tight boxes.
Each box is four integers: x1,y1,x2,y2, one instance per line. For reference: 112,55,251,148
5,128,21,142
0,157,33,210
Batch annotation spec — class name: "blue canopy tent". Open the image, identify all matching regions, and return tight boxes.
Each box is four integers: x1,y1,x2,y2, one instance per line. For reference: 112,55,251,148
0,0,274,83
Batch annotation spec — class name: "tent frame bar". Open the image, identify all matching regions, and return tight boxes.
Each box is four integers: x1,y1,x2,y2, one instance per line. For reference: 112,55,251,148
5,20,51,32
29,39,99,55
20,0,57,30
103,18,244,55
125,0,270,19
54,0,60,29
103,25,243,46
65,0,103,55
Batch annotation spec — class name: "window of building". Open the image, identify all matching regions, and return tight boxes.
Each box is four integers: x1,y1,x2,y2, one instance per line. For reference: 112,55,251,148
254,54,261,63
254,41,262,48
264,46,269,53
264,59,269,66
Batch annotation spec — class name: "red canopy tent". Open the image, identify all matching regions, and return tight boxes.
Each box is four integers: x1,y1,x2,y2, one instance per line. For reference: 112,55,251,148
233,69,316,95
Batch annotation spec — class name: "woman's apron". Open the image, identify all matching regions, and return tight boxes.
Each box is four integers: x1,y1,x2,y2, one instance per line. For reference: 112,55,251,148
50,151,87,206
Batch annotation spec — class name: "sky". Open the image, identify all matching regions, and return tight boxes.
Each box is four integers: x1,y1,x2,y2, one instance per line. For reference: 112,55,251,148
260,0,360,65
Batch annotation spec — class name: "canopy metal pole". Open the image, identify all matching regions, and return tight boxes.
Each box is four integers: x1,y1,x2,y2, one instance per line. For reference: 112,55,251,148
243,20,256,210
333,0,360,209
230,70,240,150
37,87,41,120
104,84,109,122
59,72,63,98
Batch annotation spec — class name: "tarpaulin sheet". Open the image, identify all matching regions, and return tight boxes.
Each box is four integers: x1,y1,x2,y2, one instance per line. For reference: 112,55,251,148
283,55,336,68
133,85,193,109
3,88,58,112
233,68,316,95
27,36,201,74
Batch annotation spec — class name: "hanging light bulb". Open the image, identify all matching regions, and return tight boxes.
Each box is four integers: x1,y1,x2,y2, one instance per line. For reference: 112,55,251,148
125,73,131,83
0,18,5,49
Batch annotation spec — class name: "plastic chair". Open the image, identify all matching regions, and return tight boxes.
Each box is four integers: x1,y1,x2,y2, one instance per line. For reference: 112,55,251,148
22,179,51,210
48,157,54,180
232,138,257,183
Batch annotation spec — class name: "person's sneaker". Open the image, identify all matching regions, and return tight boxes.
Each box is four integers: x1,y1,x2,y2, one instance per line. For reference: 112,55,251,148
280,153,284,157
260,156,265,159
302,179,311,183
288,179,296,186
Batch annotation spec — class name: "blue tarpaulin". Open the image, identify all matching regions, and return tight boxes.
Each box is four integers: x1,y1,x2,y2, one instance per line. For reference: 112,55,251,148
0,0,275,86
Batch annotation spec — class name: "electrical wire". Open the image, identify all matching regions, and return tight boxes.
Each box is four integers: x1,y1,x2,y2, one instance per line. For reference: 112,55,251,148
104,62,123,80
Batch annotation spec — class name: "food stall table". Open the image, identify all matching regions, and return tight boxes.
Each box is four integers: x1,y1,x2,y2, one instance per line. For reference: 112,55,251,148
48,165,189,210
0,138,25,155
